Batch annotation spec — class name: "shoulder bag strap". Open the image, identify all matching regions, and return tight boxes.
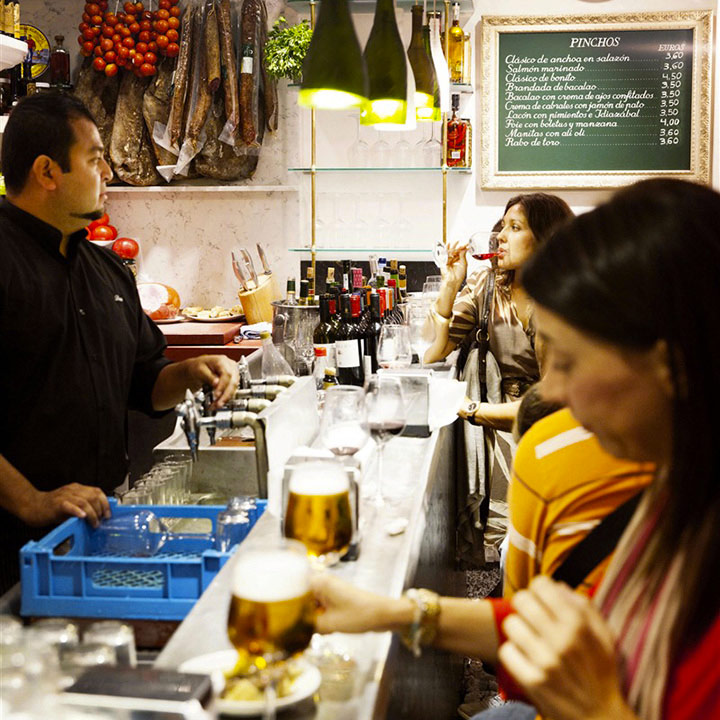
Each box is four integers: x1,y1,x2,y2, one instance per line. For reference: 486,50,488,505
552,490,643,589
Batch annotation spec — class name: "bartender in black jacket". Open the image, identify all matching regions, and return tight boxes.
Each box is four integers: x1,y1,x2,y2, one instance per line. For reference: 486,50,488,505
0,94,238,593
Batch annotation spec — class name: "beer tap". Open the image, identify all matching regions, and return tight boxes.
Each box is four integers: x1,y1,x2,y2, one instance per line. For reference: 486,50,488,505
226,397,272,413
234,385,287,401
199,384,216,446
237,357,252,390
175,396,269,497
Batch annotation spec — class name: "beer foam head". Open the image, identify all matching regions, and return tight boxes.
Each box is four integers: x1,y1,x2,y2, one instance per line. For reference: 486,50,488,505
232,548,310,602
289,461,349,496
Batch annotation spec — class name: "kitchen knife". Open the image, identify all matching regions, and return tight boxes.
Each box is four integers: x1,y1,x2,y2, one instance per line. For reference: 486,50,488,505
239,248,258,289
256,243,272,275
231,251,249,292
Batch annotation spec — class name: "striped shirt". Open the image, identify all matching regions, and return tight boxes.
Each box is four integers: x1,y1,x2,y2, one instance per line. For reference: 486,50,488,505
504,408,654,597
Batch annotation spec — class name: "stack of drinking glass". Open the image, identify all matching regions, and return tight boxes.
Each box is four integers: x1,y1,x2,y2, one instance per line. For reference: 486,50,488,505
120,453,193,505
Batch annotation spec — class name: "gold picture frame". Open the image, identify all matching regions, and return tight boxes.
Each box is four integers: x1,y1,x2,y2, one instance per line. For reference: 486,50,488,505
479,11,714,189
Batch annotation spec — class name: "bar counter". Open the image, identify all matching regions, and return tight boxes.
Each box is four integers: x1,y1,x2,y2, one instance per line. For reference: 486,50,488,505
156,420,465,719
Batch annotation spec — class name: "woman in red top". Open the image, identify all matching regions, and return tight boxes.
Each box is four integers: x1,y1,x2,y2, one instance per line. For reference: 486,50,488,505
312,179,720,720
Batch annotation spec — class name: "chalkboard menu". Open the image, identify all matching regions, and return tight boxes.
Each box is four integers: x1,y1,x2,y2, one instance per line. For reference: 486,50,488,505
479,12,713,189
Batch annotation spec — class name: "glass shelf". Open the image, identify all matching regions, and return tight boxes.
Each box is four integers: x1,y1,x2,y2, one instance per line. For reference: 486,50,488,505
289,247,433,253
106,183,298,194
288,166,472,173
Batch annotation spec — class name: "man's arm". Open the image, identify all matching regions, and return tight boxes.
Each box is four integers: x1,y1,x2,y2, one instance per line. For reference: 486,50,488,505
0,455,110,528
150,354,239,411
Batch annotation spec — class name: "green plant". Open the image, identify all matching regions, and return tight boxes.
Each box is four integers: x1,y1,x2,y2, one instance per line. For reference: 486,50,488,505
264,16,312,81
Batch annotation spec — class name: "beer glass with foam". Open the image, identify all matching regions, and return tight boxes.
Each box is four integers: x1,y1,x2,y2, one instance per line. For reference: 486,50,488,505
227,540,315,673
282,461,354,566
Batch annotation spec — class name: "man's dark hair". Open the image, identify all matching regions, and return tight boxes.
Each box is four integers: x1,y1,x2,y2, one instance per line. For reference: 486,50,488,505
1,93,96,194
515,383,563,439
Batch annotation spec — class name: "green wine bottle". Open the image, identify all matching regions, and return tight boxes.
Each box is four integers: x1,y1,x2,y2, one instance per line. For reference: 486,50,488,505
407,3,435,121
361,0,407,126
299,0,368,110
423,11,442,121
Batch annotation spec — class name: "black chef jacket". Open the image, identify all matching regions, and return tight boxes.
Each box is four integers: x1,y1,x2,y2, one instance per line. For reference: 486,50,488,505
0,198,172,589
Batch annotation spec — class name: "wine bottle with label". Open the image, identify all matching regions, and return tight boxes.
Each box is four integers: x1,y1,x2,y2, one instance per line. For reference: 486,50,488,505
336,294,364,386
285,277,298,306
364,292,382,376
313,294,337,367
446,2,464,83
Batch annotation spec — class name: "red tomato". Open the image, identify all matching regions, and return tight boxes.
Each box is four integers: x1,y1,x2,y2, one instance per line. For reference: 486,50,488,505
105,13,118,26
143,51,157,65
166,28,178,43
88,213,109,230
93,45,104,57
104,63,119,77
153,19,168,33
112,237,140,259
129,22,140,34
100,37,113,51
82,27,96,40
135,41,148,54
123,1,135,13
158,0,171,8
91,14,104,25
90,224,118,241
155,34,169,50
104,50,116,63
132,52,145,67
140,62,156,77
138,29,151,41
79,22,90,32
147,41,157,53
92,56,106,72
167,16,179,30
86,3,101,15
122,36,135,48
118,45,130,59
169,6,180,17
164,41,179,58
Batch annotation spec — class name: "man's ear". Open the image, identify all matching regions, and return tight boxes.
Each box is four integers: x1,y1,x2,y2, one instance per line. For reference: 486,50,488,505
30,155,61,191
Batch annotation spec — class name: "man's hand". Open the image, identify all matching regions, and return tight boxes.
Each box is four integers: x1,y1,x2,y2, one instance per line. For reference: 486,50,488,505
20,483,111,528
152,354,239,411
183,355,239,409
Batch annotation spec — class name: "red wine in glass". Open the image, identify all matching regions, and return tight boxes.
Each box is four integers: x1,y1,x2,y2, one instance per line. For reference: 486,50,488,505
369,421,405,443
471,252,498,261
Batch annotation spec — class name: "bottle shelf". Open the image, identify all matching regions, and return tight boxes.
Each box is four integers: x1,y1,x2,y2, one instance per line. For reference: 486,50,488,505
288,166,472,173
286,0,474,14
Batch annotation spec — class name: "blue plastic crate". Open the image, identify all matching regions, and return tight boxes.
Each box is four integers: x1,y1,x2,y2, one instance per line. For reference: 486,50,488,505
20,499,266,621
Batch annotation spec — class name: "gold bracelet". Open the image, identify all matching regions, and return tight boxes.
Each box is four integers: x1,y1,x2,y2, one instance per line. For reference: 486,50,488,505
399,588,441,657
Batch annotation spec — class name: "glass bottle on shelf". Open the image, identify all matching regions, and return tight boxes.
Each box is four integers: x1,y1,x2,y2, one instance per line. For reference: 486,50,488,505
313,294,337,367
446,3,464,83
49,35,70,88
336,294,364,386
446,93,467,167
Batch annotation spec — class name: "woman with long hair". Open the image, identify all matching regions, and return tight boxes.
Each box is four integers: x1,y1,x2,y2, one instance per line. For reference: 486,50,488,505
425,193,574,565
313,179,720,719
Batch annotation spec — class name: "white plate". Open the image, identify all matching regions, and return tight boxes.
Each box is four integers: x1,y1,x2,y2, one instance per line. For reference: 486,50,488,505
179,649,321,717
153,316,186,324
183,313,244,323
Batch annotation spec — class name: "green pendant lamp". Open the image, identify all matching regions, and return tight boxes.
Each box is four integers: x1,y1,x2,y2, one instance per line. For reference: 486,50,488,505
360,0,408,126
298,0,368,110
407,3,435,121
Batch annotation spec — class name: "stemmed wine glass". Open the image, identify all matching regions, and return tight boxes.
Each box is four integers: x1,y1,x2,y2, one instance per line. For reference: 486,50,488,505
347,114,370,167
407,302,436,367
422,122,442,167
319,386,370,457
433,230,500,269
227,539,315,720
370,129,391,168
365,375,407,506
377,325,412,369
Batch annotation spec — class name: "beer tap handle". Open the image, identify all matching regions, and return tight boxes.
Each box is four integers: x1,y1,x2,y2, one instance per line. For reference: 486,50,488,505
200,383,217,446
237,357,252,390
175,390,200,461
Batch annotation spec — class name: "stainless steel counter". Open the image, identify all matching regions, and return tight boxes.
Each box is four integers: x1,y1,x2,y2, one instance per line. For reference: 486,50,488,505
156,419,464,719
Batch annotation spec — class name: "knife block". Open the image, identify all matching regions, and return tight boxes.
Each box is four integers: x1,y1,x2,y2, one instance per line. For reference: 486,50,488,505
237,273,277,323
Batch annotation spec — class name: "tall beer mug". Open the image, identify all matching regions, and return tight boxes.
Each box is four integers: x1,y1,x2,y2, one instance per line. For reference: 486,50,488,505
227,539,316,674
282,460,357,567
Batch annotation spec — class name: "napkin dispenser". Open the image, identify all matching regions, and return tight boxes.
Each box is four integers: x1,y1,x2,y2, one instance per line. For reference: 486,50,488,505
377,368,433,438
282,449,361,561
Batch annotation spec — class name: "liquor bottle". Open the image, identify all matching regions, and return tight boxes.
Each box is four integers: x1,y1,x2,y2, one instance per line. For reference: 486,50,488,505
446,2,464,83
446,93,467,167
341,260,352,292
335,294,364,386
351,266,363,292
260,331,294,378
313,345,329,392
285,277,298,305
389,259,399,285
306,266,317,304
362,0,407,126
1,1,9,36
49,35,70,88
313,294,337,366
327,291,342,337
407,3,436,121
298,279,310,306
325,266,339,293
398,264,408,299
322,367,340,390
364,292,382,376
461,113,472,168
